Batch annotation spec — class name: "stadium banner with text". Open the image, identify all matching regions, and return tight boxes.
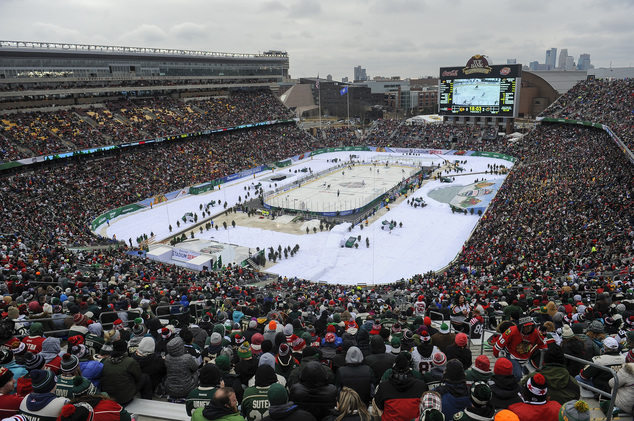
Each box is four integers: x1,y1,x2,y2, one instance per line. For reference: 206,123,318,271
471,151,517,162
172,248,201,262
91,203,144,231
310,146,370,156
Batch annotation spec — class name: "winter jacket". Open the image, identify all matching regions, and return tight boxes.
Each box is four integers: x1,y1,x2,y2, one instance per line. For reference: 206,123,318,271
0,393,24,419
374,371,428,421
262,403,316,421
132,351,166,391
164,336,199,398
489,374,522,409
101,355,143,405
431,332,456,354
445,345,472,369
0,361,28,382
523,364,580,405
79,360,104,389
18,392,68,421
453,405,496,421
436,382,470,420
289,361,338,421
609,362,634,413
464,366,492,385
507,400,562,421
364,336,395,384
561,337,588,375
334,347,374,405
193,400,246,421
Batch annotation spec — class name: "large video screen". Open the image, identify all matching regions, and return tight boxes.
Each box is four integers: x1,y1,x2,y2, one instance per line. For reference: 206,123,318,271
438,63,521,117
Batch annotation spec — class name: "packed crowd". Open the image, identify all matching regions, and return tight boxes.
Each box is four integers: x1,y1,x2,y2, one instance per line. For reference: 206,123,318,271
538,78,634,154
1,275,634,421
0,89,294,162
0,78,632,419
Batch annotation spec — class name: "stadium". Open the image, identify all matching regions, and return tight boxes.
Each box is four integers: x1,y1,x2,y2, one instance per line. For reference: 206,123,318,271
1,40,634,421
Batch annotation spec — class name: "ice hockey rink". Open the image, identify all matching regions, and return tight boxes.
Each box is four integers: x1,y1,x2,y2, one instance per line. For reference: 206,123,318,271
264,163,420,213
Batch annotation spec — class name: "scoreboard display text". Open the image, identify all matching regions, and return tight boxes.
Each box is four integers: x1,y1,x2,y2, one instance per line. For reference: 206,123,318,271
438,63,521,117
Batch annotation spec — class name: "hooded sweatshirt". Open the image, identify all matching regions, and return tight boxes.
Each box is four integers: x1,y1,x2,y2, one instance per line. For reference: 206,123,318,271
263,402,316,421
19,392,68,421
364,336,395,384
335,346,374,405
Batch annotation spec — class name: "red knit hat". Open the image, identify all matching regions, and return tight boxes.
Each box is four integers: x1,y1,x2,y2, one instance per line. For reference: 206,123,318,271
327,324,336,333
455,333,468,347
474,355,490,372
494,357,513,376
420,331,431,342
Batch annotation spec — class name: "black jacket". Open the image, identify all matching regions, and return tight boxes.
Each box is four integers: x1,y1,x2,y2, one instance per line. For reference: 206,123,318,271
364,336,395,384
489,374,522,410
289,361,338,421
262,403,317,421
335,347,374,405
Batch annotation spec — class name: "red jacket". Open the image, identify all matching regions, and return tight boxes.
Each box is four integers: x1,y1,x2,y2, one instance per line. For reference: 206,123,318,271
508,400,561,421
0,393,24,419
493,325,545,362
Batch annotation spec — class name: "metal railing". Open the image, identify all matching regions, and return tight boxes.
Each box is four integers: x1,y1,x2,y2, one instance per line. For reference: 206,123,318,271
565,353,620,421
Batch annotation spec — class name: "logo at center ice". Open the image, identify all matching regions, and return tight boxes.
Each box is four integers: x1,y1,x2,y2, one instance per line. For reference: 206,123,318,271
339,182,366,188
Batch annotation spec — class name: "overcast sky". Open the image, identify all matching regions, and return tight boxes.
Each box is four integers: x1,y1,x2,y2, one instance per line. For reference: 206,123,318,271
1,0,632,81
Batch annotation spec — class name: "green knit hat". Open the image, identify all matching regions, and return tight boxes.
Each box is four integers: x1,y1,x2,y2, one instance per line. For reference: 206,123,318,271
559,400,590,421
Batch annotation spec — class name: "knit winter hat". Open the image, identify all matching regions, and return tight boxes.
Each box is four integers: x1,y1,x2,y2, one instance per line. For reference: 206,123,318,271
494,357,513,376
291,337,306,352
238,342,252,359
31,369,56,393
199,364,221,387
0,349,12,365
558,400,590,421
419,409,444,421
443,359,465,382
470,381,492,407
61,353,79,373
626,349,634,363
420,331,431,342
455,333,468,347
73,313,87,326
70,376,97,398
267,383,288,406
420,390,442,412
24,352,46,371
393,352,412,373
588,320,604,333
277,343,290,358
283,324,293,336
251,333,264,351
0,367,13,389
439,322,450,334
210,332,222,346
494,409,520,421
215,355,231,371
561,325,574,339
474,355,490,372
113,319,124,331
523,373,548,403
432,352,447,367
390,337,401,354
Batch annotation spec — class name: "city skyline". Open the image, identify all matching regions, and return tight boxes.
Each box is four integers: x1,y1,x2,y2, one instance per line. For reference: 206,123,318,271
1,0,632,81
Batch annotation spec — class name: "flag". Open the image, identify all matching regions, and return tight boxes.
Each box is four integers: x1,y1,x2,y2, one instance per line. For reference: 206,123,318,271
315,75,320,90
340,86,348,95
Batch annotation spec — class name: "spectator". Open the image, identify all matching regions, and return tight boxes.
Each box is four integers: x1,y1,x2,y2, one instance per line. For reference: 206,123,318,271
0,367,23,418
453,381,495,421
374,352,428,421
101,340,145,405
607,349,634,416
164,336,199,400
445,333,472,370
430,322,455,355
289,360,338,421
191,386,246,421
436,359,470,420
241,365,278,421
334,346,374,406
507,373,562,421
364,335,395,385
465,355,492,386
522,343,579,405
488,358,521,410
18,369,69,420
576,336,624,394
261,383,316,421
323,387,372,421
187,363,224,416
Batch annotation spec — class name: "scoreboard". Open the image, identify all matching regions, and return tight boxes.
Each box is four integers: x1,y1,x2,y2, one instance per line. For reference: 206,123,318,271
438,58,521,118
